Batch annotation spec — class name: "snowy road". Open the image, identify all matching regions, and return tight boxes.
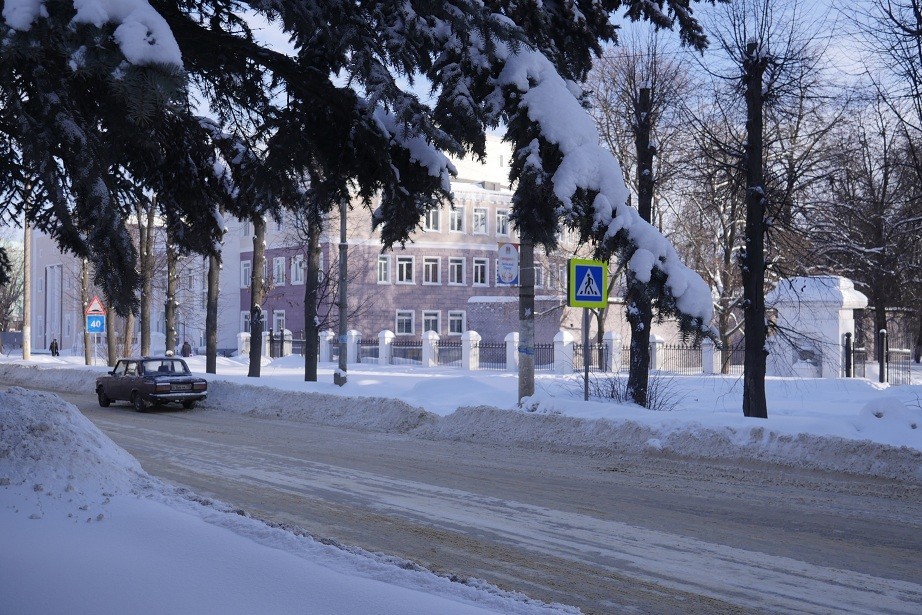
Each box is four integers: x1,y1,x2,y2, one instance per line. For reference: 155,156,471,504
62,393,922,614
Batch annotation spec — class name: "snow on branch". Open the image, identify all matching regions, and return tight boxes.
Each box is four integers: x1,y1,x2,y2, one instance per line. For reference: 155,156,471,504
372,107,458,193
495,46,714,324
3,0,182,67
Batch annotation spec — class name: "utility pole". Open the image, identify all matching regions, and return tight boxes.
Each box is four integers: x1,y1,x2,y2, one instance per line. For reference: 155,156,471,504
165,242,178,354
741,41,770,419
22,220,31,361
626,86,655,407
334,199,348,386
205,251,220,374
247,215,267,377
81,259,91,365
518,238,535,401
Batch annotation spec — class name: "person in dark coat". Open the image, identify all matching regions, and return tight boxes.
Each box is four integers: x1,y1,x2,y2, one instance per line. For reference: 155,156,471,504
49,338,59,357
181,340,192,357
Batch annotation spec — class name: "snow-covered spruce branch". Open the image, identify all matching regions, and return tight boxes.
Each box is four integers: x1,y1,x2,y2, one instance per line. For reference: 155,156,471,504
493,46,714,332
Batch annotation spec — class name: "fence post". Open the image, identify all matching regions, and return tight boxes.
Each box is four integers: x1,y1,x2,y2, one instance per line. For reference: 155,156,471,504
378,330,394,365
346,330,361,364
505,332,519,372
462,330,481,370
878,329,888,384
843,332,853,378
422,330,439,367
237,332,250,356
602,331,618,372
319,330,334,362
650,333,664,371
554,329,574,374
702,338,716,375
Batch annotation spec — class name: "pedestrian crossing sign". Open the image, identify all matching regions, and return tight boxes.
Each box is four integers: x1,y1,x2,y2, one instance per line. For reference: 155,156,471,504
568,259,608,308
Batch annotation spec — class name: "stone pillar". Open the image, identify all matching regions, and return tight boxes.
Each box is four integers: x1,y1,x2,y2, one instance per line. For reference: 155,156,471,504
701,338,717,375
422,330,439,368
237,332,250,356
346,330,361,364
378,330,394,365
554,329,574,374
462,330,481,370
649,333,664,371
505,332,519,372
603,331,620,372
319,330,334,363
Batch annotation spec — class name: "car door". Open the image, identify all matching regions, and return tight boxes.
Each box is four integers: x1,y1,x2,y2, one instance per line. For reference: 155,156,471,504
105,360,128,401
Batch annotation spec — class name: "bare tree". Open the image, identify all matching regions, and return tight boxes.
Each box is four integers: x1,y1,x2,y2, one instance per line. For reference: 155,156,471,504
0,240,23,332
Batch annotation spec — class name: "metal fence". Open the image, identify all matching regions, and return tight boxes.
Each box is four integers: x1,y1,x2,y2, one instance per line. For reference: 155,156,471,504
391,339,422,365
437,339,463,367
358,338,379,363
572,342,610,372
885,348,912,385
476,341,507,370
660,343,702,374
534,342,555,371
719,342,745,375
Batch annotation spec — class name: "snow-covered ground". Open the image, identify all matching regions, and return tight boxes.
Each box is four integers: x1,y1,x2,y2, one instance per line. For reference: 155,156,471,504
2,352,921,614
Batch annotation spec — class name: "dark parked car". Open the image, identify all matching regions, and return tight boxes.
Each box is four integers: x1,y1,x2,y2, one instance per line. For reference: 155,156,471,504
96,357,207,411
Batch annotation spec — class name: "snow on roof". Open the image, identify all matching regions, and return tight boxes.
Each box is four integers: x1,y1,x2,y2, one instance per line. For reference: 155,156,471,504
767,276,869,309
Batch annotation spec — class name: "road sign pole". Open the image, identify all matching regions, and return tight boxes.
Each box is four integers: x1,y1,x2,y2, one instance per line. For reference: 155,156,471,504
583,309,590,401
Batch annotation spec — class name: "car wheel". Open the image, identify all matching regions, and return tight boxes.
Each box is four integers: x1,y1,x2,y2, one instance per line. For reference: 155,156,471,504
132,392,149,413
97,388,111,407
182,400,197,410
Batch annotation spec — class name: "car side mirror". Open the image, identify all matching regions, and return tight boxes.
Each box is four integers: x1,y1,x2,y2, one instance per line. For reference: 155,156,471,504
109,370,116,375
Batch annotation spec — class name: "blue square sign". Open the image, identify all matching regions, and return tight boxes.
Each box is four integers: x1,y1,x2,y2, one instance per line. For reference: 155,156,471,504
86,315,106,334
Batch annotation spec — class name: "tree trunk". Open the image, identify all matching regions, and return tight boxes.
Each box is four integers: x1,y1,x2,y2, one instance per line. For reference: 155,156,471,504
247,215,267,377
105,305,117,366
741,42,769,419
81,259,91,365
205,251,220,374
22,221,31,361
138,202,155,356
304,223,321,381
334,200,348,386
627,87,655,407
518,238,535,401
165,242,178,355
121,314,135,357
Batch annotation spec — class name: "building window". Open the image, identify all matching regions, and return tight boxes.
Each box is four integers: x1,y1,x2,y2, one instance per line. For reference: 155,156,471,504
534,264,544,288
423,208,440,231
37,278,44,293
448,311,465,335
473,258,489,286
241,311,250,333
396,256,414,284
448,257,465,285
291,255,305,284
377,255,390,284
422,310,440,333
65,314,73,338
242,219,251,236
450,207,464,232
496,209,510,236
272,257,286,285
472,208,488,234
273,310,285,332
241,260,251,288
396,310,414,335
423,257,440,285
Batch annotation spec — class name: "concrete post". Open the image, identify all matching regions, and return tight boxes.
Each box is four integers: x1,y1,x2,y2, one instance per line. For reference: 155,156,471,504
554,329,574,374
505,332,519,372
462,330,481,370
237,332,250,356
603,331,619,372
650,334,664,371
319,330,334,362
346,330,361,364
378,330,394,365
422,330,440,367
702,338,716,375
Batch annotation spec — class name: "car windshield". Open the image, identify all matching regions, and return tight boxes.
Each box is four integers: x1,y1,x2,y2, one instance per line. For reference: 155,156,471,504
142,359,190,376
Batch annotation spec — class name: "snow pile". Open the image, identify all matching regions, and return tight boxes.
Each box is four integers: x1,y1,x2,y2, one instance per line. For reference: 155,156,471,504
0,386,147,503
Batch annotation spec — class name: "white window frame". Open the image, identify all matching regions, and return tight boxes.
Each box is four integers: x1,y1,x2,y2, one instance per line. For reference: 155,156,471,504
472,208,488,235
241,311,251,333
242,219,251,236
449,207,464,232
496,209,510,236
396,256,414,284
423,257,441,285
447,310,466,335
241,260,251,288
423,208,441,232
473,258,489,286
377,255,390,284
422,310,440,334
534,264,544,288
273,310,285,332
395,310,414,335
273,257,286,286
448,257,465,285
291,255,305,284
